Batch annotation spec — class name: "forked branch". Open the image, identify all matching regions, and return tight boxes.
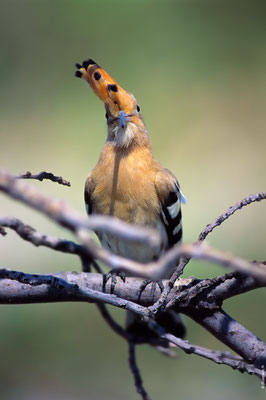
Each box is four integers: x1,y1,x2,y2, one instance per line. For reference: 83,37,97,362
0,169,266,400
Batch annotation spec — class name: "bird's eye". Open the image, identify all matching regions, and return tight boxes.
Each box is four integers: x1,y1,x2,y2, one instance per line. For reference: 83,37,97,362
105,113,108,119
136,104,140,112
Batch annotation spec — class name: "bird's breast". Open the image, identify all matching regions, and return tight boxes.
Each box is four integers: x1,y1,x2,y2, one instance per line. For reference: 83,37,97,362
90,143,168,262
91,143,160,223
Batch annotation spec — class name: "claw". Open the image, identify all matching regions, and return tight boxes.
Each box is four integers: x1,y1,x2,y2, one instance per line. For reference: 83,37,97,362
103,269,126,294
138,280,164,302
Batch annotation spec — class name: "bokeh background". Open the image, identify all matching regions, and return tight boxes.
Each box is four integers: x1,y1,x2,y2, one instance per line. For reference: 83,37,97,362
0,1,266,399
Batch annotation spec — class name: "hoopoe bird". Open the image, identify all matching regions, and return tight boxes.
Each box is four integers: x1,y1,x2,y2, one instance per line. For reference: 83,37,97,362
75,59,187,340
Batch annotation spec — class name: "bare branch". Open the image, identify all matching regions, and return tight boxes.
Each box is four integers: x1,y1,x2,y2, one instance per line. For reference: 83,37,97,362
148,320,264,379
0,269,263,313
151,191,266,313
202,272,266,302
0,170,160,249
1,169,266,393
2,214,265,285
0,270,192,305
0,268,79,294
0,268,148,315
128,342,151,400
175,192,266,278
0,216,85,256
1,172,265,281
175,243,266,281
0,268,265,371
198,192,266,241
78,229,266,281
96,303,130,340
0,216,102,272
188,309,266,370
17,171,71,187
0,218,120,337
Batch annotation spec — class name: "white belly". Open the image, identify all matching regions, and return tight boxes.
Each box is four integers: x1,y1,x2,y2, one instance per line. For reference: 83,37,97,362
99,221,168,268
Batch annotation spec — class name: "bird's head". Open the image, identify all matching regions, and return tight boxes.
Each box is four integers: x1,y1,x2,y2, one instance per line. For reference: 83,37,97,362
75,59,147,148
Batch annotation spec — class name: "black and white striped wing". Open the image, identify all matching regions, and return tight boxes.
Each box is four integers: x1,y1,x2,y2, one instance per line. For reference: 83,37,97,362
155,169,186,249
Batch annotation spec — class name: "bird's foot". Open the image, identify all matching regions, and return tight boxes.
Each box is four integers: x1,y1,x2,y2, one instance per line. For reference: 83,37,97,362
138,279,164,302
102,269,126,294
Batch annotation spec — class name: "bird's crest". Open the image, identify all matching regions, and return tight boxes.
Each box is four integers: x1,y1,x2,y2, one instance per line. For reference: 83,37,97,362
75,59,136,117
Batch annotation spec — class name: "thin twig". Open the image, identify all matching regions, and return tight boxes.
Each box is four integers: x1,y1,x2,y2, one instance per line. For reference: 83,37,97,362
151,192,266,313
207,271,266,302
0,219,119,335
147,320,264,379
0,216,101,272
1,172,265,281
128,341,151,400
78,230,266,281
170,271,266,309
0,170,160,248
186,309,266,368
17,171,71,187
0,216,85,256
86,253,129,341
96,303,130,340
198,192,266,241
178,192,266,278
1,169,266,389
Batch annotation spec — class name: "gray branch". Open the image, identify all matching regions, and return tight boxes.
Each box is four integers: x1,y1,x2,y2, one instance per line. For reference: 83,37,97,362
1,169,266,396
0,170,160,249
0,268,265,375
17,171,71,187
150,191,266,314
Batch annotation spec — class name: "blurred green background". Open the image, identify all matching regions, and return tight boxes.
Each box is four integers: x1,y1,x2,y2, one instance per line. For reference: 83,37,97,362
0,0,266,399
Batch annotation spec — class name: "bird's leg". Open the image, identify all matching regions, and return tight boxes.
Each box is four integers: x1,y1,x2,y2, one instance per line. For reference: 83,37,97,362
102,269,126,294
138,280,164,302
